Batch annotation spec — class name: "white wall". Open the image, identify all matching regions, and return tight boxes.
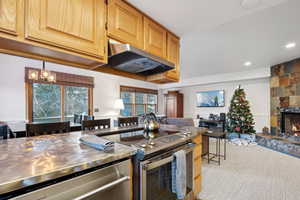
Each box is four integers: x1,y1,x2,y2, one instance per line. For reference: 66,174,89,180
159,78,270,132
0,53,158,121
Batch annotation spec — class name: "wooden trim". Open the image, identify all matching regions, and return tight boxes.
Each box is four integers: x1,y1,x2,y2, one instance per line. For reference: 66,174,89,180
25,82,33,122
88,88,94,116
61,86,65,121
25,67,94,88
0,37,106,68
120,85,158,94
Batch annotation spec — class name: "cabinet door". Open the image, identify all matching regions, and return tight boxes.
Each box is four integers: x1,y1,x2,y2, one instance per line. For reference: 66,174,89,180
166,32,180,80
193,146,202,177
193,144,202,195
0,0,21,36
166,96,176,118
108,0,143,49
194,175,202,195
144,17,167,59
25,0,106,59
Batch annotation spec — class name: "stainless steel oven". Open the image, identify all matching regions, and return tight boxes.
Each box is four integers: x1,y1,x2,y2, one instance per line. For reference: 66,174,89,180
140,143,194,200
12,159,131,200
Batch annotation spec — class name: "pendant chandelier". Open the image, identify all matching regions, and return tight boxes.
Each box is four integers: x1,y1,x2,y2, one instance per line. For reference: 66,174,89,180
28,61,56,83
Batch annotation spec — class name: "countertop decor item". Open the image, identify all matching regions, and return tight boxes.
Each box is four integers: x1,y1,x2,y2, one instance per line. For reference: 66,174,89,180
80,135,115,151
262,126,269,135
142,112,160,132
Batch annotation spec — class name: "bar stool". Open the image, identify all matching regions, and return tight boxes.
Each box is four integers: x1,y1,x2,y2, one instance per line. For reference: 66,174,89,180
118,117,139,127
82,119,111,130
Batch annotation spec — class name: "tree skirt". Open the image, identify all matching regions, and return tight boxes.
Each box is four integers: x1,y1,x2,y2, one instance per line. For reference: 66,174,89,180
228,133,257,146
229,138,257,146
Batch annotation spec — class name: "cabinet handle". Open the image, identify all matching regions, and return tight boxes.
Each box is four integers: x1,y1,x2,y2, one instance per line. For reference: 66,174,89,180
73,176,130,200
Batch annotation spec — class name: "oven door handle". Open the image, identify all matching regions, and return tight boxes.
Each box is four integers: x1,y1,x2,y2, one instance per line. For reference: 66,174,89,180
145,156,173,170
143,144,194,170
73,176,130,200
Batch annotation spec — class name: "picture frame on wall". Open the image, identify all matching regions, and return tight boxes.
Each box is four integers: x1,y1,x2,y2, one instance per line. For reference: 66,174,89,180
196,90,225,107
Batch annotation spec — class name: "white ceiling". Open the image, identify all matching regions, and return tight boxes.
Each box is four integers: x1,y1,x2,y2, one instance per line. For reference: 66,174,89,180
128,0,300,79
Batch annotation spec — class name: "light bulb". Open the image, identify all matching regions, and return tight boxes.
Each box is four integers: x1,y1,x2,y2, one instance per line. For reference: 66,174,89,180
48,75,54,82
31,72,37,78
42,71,49,77
28,70,39,80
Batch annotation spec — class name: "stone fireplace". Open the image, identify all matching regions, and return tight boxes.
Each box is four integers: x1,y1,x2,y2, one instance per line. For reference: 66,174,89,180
256,58,300,158
270,58,300,139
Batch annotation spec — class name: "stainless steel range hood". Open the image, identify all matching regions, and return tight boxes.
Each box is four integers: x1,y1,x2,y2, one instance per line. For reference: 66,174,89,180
106,42,175,76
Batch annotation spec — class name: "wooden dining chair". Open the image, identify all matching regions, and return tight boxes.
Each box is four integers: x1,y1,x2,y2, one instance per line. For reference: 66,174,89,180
0,124,8,139
83,115,94,121
74,114,82,124
26,121,70,137
118,117,139,127
82,119,111,130
74,114,94,124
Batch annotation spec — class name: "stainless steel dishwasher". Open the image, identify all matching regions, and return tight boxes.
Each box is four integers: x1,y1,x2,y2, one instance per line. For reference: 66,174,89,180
12,159,131,200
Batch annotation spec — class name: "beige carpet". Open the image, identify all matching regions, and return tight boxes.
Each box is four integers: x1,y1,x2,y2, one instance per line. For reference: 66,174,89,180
198,140,300,200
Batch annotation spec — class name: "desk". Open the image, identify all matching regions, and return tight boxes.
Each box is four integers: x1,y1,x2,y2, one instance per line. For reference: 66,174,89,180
199,119,226,132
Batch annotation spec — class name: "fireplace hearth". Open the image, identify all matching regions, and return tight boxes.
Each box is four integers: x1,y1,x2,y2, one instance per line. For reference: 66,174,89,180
258,110,300,158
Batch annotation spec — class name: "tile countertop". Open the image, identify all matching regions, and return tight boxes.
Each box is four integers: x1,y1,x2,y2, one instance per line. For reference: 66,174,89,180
0,131,136,195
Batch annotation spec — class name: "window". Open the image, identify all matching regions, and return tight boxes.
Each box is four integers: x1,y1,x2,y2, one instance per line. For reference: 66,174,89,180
64,86,89,122
33,83,61,123
26,67,94,123
32,83,90,122
120,86,158,116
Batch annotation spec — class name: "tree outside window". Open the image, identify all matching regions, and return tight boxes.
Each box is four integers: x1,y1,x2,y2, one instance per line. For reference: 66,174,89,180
32,83,90,122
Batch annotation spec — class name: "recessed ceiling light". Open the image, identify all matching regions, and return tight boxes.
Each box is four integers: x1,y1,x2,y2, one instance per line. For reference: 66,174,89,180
285,42,296,49
244,61,252,66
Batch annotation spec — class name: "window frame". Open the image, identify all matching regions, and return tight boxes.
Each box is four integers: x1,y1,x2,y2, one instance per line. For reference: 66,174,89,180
120,86,158,116
26,83,93,123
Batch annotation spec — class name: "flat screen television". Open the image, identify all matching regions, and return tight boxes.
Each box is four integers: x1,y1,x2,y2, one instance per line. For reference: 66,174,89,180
196,90,225,107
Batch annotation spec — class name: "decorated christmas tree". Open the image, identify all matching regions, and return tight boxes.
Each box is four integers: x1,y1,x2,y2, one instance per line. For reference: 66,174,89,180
227,86,255,135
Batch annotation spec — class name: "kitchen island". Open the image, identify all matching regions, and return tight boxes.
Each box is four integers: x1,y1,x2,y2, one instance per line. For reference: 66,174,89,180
0,131,136,198
0,124,206,200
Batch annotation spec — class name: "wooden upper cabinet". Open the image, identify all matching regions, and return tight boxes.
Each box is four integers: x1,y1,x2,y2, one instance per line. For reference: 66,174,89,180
143,17,167,59
0,0,22,36
107,0,143,49
166,32,180,80
25,0,106,59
